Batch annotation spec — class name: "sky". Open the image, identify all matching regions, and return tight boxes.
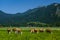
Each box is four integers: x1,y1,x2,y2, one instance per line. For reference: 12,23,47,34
0,0,60,14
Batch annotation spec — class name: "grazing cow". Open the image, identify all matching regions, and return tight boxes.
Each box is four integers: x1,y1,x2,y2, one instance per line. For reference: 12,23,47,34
39,28,44,32
7,28,12,34
30,28,38,33
12,28,22,34
12,28,16,32
45,28,52,33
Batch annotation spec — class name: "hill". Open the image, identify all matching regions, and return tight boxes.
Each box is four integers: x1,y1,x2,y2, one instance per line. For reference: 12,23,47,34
0,3,60,27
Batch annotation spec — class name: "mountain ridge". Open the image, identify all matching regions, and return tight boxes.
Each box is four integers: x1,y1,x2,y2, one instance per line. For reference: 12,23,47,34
0,3,60,27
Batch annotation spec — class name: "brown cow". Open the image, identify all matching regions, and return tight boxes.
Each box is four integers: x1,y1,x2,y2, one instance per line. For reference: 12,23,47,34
30,28,38,33
12,28,16,32
45,28,52,33
7,28,12,34
12,28,22,34
39,28,44,32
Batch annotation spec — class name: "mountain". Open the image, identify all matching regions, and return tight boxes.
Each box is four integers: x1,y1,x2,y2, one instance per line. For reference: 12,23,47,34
0,3,60,27
23,3,60,23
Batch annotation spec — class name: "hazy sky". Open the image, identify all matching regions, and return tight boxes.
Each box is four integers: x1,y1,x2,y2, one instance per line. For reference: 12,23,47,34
0,0,60,14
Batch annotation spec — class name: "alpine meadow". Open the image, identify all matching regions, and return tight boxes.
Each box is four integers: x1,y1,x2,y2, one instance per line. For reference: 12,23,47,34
0,0,60,40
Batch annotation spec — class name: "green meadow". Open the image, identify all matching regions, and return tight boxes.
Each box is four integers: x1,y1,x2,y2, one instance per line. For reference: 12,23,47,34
0,27,60,40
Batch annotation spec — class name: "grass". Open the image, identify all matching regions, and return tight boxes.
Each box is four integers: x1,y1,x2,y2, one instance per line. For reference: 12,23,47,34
0,27,60,40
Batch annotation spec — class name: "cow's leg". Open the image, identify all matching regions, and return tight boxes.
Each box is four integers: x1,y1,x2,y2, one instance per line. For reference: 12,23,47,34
9,32,11,34
36,30,38,34
30,31,34,33
8,30,11,34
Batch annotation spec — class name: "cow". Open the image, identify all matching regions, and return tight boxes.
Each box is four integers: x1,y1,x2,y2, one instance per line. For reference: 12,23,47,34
45,28,52,33
12,28,16,32
39,28,44,32
7,28,12,34
12,28,22,34
30,28,38,33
